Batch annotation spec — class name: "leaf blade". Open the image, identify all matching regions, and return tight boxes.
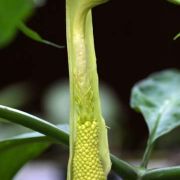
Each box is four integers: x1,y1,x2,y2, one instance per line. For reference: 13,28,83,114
0,0,34,47
167,0,180,5
0,134,50,180
0,141,49,180
18,22,64,48
131,69,180,142
0,124,69,180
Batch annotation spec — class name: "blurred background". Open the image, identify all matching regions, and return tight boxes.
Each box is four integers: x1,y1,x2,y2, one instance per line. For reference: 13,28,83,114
0,0,180,179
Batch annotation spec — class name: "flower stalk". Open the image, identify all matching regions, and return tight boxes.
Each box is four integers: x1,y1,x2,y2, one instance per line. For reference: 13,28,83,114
66,0,111,179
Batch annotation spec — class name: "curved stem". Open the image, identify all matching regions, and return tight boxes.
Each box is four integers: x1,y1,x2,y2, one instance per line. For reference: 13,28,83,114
142,166,180,180
0,105,68,145
111,155,138,180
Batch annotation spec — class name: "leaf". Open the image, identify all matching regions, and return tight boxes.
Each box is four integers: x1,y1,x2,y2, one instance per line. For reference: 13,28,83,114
0,0,34,47
18,22,64,48
173,32,180,40
131,69,180,142
0,134,49,180
167,0,180,5
0,124,68,180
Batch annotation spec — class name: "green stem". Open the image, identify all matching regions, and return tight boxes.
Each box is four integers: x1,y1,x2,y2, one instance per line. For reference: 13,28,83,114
0,105,68,145
111,155,138,180
142,166,180,180
140,95,170,169
140,138,154,168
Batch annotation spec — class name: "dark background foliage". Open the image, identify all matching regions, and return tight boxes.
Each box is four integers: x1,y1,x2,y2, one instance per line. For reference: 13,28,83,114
0,0,180,150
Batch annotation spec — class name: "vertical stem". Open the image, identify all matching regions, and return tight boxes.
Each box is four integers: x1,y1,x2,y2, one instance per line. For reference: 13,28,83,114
140,138,154,169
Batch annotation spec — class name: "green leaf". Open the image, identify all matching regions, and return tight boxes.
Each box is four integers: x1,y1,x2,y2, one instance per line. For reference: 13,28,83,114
173,32,180,40
167,0,180,5
0,135,49,180
0,0,34,47
131,69,180,142
0,124,69,180
18,22,64,48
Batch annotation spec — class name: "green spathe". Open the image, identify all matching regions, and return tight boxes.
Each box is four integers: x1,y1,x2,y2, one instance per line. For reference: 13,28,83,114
66,0,111,179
